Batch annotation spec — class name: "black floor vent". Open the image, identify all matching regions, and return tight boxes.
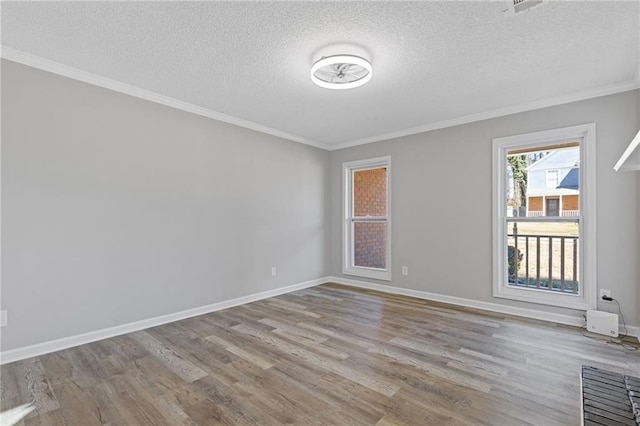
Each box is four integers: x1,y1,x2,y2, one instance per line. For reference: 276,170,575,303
582,366,640,425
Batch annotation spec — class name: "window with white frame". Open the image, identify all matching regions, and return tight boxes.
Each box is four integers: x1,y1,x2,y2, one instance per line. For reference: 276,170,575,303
343,156,391,281
492,124,596,310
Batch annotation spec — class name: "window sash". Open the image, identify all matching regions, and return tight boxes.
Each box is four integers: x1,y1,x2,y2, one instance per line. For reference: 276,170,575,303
350,167,388,218
349,219,388,271
505,217,580,294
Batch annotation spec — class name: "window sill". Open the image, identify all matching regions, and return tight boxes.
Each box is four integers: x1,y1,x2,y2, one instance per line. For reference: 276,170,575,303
494,285,595,310
343,267,391,282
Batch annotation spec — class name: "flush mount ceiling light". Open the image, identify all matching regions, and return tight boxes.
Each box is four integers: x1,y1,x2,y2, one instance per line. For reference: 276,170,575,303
311,54,372,90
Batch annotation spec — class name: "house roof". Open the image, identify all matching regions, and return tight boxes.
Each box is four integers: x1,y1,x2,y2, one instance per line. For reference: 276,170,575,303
558,168,579,190
526,148,580,171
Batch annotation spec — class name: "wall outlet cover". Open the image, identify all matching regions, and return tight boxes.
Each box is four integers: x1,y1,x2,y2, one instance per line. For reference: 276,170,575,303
586,310,618,337
0,310,7,327
599,289,612,300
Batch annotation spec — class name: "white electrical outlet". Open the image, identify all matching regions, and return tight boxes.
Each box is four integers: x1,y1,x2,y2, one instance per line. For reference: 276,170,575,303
402,266,408,276
599,289,612,300
271,266,277,277
1,310,7,327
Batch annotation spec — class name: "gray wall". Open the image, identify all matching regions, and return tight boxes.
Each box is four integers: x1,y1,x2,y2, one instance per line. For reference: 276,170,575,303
2,58,638,354
1,60,329,351
329,89,640,326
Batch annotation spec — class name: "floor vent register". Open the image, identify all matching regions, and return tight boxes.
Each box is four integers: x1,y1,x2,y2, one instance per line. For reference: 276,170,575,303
582,365,640,425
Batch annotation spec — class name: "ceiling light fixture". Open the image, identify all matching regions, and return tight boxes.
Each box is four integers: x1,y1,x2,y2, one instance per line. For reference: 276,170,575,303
311,54,372,90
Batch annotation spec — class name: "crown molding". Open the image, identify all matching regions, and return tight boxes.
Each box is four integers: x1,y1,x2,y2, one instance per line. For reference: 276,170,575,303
2,47,638,153
0,47,331,151
327,79,640,151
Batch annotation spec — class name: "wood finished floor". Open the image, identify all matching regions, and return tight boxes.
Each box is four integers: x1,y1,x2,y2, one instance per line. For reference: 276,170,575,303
2,283,639,425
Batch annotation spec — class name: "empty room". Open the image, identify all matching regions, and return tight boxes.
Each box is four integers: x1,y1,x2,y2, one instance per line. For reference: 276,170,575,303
1,1,640,425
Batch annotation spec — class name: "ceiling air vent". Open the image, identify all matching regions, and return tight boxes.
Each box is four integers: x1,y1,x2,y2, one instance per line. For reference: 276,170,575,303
506,0,543,15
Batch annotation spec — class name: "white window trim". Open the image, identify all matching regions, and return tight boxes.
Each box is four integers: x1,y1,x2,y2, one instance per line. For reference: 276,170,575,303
343,156,391,281
492,124,597,310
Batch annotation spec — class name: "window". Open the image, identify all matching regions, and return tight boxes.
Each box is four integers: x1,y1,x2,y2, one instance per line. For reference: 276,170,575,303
343,156,391,281
493,124,596,310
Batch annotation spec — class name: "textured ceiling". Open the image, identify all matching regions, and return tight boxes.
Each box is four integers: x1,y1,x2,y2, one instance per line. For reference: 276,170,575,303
2,1,639,149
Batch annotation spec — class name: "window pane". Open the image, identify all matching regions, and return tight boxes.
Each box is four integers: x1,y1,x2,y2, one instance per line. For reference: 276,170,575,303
353,167,387,217
354,221,387,269
507,220,579,294
506,144,580,218
505,143,581,294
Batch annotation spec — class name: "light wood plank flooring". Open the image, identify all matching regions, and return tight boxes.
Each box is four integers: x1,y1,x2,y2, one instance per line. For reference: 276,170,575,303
2,283,639,425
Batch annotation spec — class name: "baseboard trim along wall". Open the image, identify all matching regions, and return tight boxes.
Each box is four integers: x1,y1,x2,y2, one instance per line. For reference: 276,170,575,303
3,275,637,364
0,277,328,365
327,276,640,339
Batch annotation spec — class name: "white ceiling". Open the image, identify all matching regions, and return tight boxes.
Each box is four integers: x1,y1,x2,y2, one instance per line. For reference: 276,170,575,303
2,1,639,150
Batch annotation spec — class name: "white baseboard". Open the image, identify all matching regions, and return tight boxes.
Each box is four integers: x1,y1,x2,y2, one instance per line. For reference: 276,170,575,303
3,275,636,364
327,276,640,339
0,277,328,365
623,325,640,340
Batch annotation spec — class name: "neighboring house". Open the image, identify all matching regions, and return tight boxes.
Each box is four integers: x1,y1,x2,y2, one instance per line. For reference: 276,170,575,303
526,147,580,217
